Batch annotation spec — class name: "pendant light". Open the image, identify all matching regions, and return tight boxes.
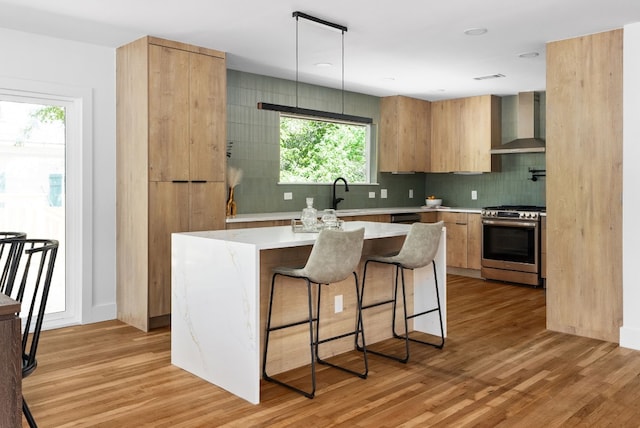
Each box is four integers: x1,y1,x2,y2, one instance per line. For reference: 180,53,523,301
257,11,372,124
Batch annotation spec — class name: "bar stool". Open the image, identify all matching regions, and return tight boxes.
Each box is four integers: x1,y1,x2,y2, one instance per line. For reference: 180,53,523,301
357,221,444,363
262,227,367,398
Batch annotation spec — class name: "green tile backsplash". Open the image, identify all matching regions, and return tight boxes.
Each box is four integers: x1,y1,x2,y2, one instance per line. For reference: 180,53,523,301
425,153,546,208
226,69,546,214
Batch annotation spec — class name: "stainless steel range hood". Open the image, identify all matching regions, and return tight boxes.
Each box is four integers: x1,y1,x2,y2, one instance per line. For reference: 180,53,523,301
491,92,545,154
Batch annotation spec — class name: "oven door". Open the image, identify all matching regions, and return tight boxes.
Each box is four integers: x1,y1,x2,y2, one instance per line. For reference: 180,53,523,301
482,218,539,274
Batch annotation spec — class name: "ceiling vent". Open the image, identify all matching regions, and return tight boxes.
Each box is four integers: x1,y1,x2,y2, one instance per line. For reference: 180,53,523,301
473,73,505,80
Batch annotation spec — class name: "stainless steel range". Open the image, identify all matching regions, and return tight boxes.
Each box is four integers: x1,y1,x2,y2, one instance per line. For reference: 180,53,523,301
480,205,545,287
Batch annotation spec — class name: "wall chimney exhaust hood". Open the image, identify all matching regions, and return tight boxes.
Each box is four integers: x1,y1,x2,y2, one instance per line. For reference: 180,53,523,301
491,92,545,154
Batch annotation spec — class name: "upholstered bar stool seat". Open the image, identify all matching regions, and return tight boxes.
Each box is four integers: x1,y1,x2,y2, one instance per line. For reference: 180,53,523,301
357,221,444,363
262,227,368,398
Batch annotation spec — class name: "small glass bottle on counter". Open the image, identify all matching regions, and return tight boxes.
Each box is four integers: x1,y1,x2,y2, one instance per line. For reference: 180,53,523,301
301,197,318,231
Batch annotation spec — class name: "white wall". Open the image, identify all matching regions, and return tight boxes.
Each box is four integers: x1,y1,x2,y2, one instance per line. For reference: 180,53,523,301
0,27,116,324
621,22,640,350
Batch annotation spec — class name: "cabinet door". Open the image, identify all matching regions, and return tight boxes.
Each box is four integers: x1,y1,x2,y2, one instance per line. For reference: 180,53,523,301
379,96,430,172
439,212,468,268
541,216,547,279
420,212,438,223
430,99,461,172
459,95,501,173
190,53,226,182
458,96,480,172
148,182,190,318
378,96,400,172
148,45,190,182
190,181,227,231
466,213,482,270
413,99,431,172
396,97,415,172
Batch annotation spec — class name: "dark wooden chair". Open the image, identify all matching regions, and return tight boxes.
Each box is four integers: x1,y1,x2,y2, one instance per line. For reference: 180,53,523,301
4,238,59,428
0,232,27,295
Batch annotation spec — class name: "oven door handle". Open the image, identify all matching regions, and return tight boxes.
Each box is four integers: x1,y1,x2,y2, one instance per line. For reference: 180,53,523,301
482,219,538,228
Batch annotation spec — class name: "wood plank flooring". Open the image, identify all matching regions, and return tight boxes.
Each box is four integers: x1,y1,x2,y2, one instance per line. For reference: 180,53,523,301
23,275,640,427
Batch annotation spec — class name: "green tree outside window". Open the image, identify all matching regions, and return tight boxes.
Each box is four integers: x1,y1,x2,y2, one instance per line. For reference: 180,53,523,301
280,116,369,183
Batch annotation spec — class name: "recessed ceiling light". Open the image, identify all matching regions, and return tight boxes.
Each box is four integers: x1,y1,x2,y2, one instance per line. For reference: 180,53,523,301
464,27,488,36
382,77,396,81
518,51,540,58
315,62,332,67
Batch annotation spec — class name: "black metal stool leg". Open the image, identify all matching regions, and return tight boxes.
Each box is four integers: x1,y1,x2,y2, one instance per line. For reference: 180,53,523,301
262,273,317,398
358,258,445,363
316,273,368,379
23,396,37,428
403,261,445,349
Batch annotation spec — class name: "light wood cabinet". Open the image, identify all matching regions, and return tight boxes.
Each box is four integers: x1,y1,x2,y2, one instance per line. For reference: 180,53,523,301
420,212,438,223
541,215,546,280
379,95,431,172
226,220,291,229
117,36,227,331
437,212,481,270
546,29,622,343
342,214,391,223
430,95,501,173
148,44,226,182
466,213,482,270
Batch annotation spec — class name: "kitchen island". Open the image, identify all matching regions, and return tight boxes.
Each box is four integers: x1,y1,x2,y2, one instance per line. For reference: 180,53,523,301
171,221,446,404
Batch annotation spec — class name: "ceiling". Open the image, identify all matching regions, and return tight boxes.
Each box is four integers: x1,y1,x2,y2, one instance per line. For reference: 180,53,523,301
2,0,640,101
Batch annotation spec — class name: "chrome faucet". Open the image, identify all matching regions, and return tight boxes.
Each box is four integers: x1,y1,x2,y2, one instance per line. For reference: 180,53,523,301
332,177,349,210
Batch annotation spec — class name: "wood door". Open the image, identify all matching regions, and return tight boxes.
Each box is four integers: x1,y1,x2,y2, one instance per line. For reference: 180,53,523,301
439,212,467,268
148,182,190,318
189,53,226,182
379,96,400,172
466,213,482,270
190,181,227,231
541,215,546,279
459,95,501,173
430,99,460,172
420,212,438,223
546,29,622,342
413,98,431,172
379,96,430,172
148,45,190,182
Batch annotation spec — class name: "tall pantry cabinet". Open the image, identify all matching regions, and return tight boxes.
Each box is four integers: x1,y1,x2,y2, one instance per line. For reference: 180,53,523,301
117,37,227,331
546,29,622,343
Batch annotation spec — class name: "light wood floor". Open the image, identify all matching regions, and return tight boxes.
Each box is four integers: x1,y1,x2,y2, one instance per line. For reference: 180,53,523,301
24,275,640,427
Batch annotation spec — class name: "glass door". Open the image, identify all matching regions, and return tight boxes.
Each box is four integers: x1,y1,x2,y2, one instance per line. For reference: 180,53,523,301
0,98,67,316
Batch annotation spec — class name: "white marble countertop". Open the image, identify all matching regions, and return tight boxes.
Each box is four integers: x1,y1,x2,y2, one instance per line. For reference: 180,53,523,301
226,206,482,223
179,221,412,250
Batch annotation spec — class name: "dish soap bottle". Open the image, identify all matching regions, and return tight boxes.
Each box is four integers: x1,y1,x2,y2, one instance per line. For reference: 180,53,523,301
301,197,318,231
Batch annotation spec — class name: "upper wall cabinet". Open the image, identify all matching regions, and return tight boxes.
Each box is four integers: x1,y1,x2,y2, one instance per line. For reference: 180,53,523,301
430,95,502,173
379,95,431,172
148,43,226,182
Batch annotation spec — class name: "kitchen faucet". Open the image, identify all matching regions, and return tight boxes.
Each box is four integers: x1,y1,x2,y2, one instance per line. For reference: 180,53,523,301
332,177,349,210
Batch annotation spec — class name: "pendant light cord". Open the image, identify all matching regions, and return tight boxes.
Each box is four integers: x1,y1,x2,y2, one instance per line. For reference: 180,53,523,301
295,15,299,108
341,29,345,115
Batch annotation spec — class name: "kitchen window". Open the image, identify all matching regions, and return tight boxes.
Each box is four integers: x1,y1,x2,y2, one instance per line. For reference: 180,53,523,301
279,114,372,184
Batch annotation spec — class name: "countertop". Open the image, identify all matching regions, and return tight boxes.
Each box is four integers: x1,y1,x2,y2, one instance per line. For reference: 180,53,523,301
226,206,482,223
178,221,412,250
